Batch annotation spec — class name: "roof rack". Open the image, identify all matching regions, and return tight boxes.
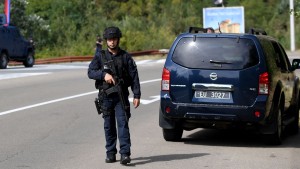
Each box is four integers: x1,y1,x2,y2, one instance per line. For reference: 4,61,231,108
248,28,267,35
188,27,215,33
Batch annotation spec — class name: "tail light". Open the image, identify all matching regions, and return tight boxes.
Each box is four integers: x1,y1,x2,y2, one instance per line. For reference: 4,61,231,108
161,67,170,91
259,72,269,95
165,106,171,113
254,111,261,118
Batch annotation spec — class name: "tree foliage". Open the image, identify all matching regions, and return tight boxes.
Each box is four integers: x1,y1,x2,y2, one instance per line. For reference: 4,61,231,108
3,0,300,58
291,0,300,17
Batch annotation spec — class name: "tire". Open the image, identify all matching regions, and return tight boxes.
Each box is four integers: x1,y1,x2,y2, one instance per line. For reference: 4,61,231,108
264,105,283,145
23,52,35,67
0,53,8,69
163,128,183,142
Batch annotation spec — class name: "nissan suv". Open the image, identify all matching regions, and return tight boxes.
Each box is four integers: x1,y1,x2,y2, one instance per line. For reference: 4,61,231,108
0,25,35,69
159,27,300,145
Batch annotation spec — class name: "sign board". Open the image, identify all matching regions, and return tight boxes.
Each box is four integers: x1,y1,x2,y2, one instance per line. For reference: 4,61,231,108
0,14,7,25
203,7,245,33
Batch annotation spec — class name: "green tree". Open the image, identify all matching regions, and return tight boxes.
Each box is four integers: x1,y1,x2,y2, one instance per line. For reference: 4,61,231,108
13,0,298,57
9,0,50,52
291,0,300,17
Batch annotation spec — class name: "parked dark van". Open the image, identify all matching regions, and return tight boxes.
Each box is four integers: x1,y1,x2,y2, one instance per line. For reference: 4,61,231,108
0,25,35,69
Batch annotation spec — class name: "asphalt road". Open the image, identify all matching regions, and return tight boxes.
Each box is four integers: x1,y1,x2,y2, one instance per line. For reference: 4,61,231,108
0,58,300,169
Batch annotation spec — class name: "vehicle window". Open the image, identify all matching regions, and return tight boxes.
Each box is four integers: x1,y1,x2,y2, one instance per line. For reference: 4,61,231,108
271,41,288,71
172,37,259,70
259,39,280,71
277,43,292,71
13,29,21,38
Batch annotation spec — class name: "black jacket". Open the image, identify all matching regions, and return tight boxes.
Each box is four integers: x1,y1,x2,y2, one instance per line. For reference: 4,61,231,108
88,48,141,99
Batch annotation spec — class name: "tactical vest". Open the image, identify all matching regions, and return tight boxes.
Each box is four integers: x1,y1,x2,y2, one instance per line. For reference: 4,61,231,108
95,50,132,90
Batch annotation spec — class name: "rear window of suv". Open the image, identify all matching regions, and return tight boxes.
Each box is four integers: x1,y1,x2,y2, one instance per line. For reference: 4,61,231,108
172,37,259,70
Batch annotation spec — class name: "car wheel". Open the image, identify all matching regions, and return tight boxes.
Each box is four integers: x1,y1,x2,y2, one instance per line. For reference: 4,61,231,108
264,105,283,145
23,52,35,67
0,53,8,69
163,128,183,142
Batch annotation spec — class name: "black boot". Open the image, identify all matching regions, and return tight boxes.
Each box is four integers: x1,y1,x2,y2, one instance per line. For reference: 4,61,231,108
120,154,131,165
105,154,116,163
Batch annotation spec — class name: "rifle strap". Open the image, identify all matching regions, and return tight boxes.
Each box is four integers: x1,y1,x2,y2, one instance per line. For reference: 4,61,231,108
100,50,123,95
102,50,120,77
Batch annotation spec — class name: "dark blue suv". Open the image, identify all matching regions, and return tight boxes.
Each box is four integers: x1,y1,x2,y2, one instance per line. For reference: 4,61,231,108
159,27,300,144
0,25,35,69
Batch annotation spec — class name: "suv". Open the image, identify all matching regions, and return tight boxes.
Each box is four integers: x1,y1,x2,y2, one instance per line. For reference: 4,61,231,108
0,25,35,69
159,27,300,144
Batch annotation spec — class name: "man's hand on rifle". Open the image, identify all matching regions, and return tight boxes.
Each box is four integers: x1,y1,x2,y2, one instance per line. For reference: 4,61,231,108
104,73,115,85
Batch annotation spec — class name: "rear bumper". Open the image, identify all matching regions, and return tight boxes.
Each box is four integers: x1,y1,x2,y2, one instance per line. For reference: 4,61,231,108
160,92,268,129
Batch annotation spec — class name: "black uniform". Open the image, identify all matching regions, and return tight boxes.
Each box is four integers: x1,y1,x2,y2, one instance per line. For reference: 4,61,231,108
87,47,141,161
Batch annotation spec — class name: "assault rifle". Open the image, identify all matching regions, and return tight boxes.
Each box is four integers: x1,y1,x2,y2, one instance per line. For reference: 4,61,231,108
103,59,130,121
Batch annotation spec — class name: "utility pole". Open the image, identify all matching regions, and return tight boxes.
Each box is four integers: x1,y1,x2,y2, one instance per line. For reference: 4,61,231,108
213,0,225,7
290,0,296,51
4,0,10,26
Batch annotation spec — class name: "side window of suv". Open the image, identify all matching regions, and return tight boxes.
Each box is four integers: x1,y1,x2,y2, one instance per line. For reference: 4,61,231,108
277,43,292,71
271,41,289,72
12,29,21,39
260,39,283,71
172,37,259,70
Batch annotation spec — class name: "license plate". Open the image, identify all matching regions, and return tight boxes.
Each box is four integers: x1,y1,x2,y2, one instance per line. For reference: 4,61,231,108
195,91,231,99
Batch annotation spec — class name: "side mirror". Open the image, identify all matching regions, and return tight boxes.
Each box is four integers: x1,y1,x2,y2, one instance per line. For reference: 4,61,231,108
291,59,300,70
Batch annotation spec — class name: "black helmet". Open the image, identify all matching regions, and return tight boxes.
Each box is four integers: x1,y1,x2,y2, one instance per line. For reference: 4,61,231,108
103,26,122,39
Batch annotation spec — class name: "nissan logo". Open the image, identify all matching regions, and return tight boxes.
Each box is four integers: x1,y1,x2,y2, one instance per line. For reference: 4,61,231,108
210,72,217,80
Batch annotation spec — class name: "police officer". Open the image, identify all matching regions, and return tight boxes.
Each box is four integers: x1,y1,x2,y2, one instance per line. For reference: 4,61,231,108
87,26,141,165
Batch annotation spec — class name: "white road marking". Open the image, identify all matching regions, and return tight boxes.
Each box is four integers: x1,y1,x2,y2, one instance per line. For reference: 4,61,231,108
140,78,161,84
0,79,161,116
129,95,160,105
0,72,51,80
7,64,88,71
0,92,96,116
2,59,165,80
